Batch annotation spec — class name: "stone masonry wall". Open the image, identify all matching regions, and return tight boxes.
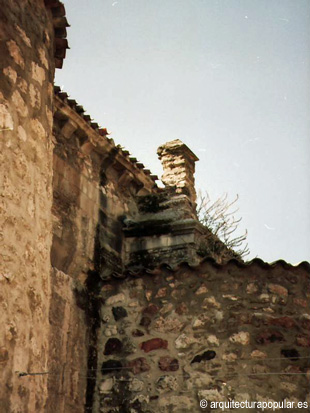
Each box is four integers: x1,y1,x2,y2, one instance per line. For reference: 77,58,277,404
50,92,159,412
1,4,309,413
95,260,310,412
52,92,158,280
0,1,55,411
51,147,139,412
46,268,88,413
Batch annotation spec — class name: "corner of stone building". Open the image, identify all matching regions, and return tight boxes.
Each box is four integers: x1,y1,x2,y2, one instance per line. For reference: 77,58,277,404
0,1,72,412
0,1,61,411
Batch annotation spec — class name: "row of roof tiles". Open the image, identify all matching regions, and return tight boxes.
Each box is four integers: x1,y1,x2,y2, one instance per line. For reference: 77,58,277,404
54,86,158,183
120,257,310,278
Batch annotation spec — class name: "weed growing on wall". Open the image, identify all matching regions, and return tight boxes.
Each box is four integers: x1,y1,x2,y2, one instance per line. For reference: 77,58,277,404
197,192,250,259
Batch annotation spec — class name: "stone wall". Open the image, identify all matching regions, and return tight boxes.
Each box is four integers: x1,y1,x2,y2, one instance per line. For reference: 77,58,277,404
52,90,158,280
0,1,56,411
95,260,310,412
1,4,309,413
46,268,88,412
50,90,160,412
50,93,248,413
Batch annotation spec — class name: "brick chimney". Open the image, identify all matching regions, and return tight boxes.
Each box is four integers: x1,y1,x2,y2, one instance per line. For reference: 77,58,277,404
157,139,199,203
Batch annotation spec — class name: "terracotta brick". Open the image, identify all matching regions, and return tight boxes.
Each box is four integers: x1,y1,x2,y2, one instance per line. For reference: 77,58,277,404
140,338,168,353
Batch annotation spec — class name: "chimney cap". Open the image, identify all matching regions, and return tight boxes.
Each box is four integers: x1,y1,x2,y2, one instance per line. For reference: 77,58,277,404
157,139,199,162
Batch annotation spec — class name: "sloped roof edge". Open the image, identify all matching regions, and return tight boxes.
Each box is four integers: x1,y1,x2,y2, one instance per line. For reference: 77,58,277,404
54,86,159,185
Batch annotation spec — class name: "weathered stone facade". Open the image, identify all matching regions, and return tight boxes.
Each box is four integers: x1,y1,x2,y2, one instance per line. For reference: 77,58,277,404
95,261,310,412
0,1,56,411
1,3,309,413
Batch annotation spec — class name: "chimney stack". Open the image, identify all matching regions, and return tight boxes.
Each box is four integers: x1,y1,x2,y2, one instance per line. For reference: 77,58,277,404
157,139,199,204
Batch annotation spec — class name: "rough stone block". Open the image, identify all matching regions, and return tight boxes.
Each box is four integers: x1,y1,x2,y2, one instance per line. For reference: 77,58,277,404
101,360,123,375
268,283,288,297
104,338,123,355
256,331,284,345
105,293,126,306
268,316,296,329
191,350,216,364
158,356,179,372
175,333,197,349
142,304,159,316
112,306,128,321
296,335,310,347
229,331,250,345
156,375,178,393
127,357,150,374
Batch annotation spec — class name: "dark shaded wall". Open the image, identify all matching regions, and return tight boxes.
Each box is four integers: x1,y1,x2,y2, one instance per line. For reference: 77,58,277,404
46,268,88,412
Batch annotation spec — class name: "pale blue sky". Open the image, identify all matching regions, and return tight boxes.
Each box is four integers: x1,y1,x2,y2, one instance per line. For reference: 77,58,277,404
56,0,310,263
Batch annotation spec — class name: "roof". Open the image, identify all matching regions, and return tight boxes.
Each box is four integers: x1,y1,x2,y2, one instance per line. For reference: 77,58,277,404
54,86,159,186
